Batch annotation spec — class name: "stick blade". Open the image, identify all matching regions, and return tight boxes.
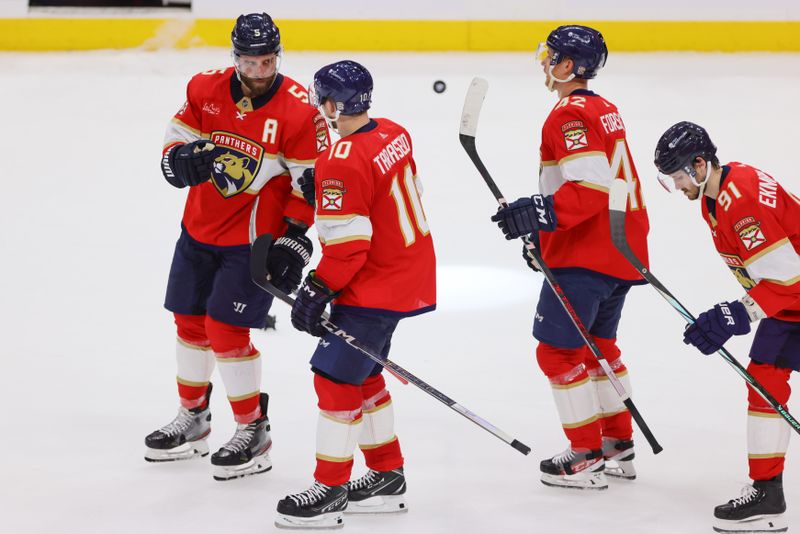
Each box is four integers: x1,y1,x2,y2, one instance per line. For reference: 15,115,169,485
250,233,273,287
459,77,489,138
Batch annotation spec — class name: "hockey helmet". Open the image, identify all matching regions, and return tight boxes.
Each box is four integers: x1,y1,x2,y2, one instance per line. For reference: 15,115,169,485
536,25,608,80
309,60,373,117
654,121,718,192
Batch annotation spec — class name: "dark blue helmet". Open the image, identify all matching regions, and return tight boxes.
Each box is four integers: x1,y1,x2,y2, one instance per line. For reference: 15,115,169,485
654,121,718,175
310,60,373,115
546,25,608,79
231,13,281,56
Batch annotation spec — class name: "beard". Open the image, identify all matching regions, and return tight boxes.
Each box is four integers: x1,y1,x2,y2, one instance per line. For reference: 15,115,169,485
240,74,276,98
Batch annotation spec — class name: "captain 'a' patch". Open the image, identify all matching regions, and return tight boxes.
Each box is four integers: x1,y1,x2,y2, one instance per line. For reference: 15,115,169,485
562,120,588,151
734,216,767,251
320,179,346,211
209,131,263,198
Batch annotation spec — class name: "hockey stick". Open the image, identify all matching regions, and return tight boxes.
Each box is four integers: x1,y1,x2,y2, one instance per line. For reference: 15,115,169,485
249,234,532,456
459,77,663,454
608,180,800,435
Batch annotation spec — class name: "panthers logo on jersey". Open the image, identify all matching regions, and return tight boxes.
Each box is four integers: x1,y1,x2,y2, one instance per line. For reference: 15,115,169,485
720,252,757,290
209,131,263,198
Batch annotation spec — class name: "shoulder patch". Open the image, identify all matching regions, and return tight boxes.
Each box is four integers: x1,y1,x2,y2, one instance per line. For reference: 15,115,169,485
313,113,329,153
734,216,767,251
562,121,589,151
321,179,346,211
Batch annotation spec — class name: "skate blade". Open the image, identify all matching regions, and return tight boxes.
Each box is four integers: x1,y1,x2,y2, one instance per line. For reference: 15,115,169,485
604,460,636,480
713,514,788,533
212,452,272,481
540,471,609,490
144,440,209,462
345,495,408,515
274,511,344,530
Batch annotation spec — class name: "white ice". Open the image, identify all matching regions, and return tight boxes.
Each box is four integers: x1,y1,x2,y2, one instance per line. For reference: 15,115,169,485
1,49,799,534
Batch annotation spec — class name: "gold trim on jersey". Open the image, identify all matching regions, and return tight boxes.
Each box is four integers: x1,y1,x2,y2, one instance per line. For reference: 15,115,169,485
748,410,782,418
762,274,800,287
317,213,361,221
575,181,610,193
557,150,607,165
742,238,790,266
748,453,786,459
320,235,372,246
169,117,202,136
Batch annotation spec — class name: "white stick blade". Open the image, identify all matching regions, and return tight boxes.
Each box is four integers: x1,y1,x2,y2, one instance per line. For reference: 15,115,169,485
459,77,489,137
609,178,629,213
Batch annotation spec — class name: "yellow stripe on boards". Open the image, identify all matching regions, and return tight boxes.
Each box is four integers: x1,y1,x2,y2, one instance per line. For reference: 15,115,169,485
2,19,800,52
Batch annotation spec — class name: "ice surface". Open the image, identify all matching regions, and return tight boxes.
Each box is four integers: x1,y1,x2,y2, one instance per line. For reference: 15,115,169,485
1,49,799,534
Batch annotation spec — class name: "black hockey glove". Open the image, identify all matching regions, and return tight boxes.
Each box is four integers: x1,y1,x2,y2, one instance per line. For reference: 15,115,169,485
298,168,316,206
491,194,557,240
267,223,313,294
683,300,751,355
161,140,216,188
291,271,340,337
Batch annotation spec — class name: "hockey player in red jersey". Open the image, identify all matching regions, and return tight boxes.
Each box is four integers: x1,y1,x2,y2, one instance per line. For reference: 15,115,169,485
656,121,797,533
273,60,436,529
143,13,329,481
490,25,650,490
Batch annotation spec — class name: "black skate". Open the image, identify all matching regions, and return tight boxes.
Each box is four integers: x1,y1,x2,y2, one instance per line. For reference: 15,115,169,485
210,392,272,481
713,476,787,533
602,437,636,480
346,468,407,514
144,383,212,462
540,447,608,490
275,480,348,530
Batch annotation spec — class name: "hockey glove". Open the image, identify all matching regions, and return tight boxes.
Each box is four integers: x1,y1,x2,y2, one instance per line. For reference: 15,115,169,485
291,272,340,337
267,223,313,293
298,168,316,206
491,194,557,240
161,140,216,188
683,300,751,355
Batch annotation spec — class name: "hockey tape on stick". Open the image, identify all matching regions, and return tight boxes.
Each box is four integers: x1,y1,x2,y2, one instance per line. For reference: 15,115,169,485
249,234,532,456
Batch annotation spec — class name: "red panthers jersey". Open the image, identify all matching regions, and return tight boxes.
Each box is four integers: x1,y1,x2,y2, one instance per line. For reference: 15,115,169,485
313,119,436,315
538,89,649,280
164,68,329,246
701,163,800,321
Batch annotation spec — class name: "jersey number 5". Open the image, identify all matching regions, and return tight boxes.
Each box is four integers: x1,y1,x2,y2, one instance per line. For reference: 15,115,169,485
390,164,429,246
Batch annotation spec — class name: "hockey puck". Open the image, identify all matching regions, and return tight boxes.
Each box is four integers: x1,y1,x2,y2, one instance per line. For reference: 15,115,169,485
433,80,447,94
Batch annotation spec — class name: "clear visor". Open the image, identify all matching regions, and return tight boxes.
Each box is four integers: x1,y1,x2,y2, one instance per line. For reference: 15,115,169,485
307,82,340,132
657,165,699,193
232,49,282,80
307,82,322,108
535,42,551,64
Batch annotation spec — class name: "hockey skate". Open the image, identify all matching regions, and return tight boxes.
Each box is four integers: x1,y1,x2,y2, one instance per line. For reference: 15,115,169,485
540,447,608,490
602,437,636,480
345,468,407,514
211,392,272,481
144,383,212,462
713,476,787,533
275,480,348,530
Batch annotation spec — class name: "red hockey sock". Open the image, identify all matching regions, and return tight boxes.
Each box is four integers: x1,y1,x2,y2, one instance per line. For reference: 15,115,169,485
537,343,602,450
314,374,363,486
174,314,213,409
206,316,261,423
359,373,404,472
746,361,791,480
585,338,632,440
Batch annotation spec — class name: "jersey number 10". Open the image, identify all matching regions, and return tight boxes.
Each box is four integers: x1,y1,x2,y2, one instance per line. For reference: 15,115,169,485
390,164,430,246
